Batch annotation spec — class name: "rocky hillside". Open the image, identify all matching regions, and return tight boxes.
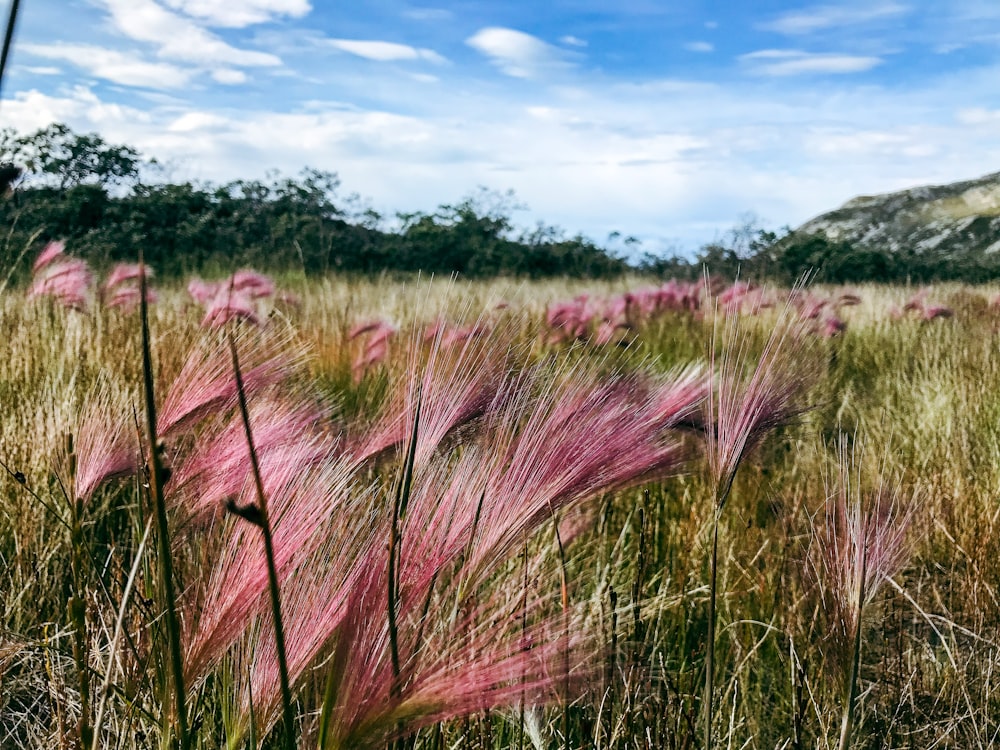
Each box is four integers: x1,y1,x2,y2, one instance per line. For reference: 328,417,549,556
797,171,1000,257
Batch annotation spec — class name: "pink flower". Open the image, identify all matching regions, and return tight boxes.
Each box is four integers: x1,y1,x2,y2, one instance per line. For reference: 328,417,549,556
922,304,953,321
188,278,222,305
350,320,397,380
159,328,304,434
811,442,914,680
822,316,848,338
28,257,94,311
705,295,818,505
230,269,276,298
103,262,150,292
63,379,137,503
201,290,260,328
32,240,66,273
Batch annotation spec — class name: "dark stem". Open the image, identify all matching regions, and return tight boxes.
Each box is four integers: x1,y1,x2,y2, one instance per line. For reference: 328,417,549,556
0,0,21,101
388,386,422,699
228,334,296,750
138,256,188,750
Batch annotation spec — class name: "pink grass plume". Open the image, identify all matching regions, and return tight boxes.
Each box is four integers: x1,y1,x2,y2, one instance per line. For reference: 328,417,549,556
230,268,276,298
200,289,260,328
158,327,305,434
811,439,915,750
32,240,66,273
704,291,819,506
28,257,94,311
350,319,397,380
61,379,137,503
822,316,848,338
103,262,151,291
187,278,222,305
922,304,953,321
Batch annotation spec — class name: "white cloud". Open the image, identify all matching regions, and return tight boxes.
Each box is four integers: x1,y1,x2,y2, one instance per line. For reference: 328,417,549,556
162,0,311,28
326,39,446,64
957,107,1000,125
402,7,453,22
559,35,587,47
740,49,882,75
466,27,570,78
1,86,155,137
20,43,193,88
19,65,63,75
168,111,230,132
98,0,281,67
212,68,249,84
9,35,1000,255
761,3,909,34
2,89,89,132
684,41,714,53
803,127,940,159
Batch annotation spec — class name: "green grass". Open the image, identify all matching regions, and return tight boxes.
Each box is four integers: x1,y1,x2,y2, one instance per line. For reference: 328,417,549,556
2,276,1000,748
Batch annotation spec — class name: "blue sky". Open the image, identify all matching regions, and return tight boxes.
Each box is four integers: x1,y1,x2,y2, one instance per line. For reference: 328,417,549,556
3,1,1000,256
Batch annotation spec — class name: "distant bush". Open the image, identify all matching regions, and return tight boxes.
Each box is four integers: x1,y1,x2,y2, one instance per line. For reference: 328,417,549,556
0,124,629,281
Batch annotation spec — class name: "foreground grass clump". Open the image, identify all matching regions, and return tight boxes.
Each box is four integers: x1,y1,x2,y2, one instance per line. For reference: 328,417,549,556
3,274,1000,748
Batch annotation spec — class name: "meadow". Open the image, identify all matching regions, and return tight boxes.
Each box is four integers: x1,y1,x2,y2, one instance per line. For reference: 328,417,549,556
3,247,1000,749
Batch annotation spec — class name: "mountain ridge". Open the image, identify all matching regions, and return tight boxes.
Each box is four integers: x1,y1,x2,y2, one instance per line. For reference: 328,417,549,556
796,170,1000,258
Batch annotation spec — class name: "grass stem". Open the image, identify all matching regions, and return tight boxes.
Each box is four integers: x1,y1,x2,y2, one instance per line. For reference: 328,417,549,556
228,334,296,750
138,256,189,750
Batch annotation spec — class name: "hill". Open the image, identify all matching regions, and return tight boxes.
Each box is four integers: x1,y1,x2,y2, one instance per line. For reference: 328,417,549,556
797,171,1000,258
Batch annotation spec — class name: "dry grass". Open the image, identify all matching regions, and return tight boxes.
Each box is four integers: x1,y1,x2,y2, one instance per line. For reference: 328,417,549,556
2,274,1000,748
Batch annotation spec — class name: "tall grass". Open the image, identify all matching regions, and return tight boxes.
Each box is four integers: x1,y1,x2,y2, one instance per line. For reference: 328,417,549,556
2,274,1000,748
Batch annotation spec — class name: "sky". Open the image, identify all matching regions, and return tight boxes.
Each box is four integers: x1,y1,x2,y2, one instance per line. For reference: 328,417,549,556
3,1,1000,257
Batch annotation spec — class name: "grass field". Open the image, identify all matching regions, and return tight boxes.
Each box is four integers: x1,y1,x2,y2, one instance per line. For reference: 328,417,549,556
3,264,1000,749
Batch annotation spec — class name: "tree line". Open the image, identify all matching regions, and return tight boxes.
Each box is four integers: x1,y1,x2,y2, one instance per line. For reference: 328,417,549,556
4,123,1000,283
0,124,628,280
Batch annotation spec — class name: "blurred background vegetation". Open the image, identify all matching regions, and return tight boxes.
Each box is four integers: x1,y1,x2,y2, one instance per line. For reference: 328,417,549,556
5,123,1000,284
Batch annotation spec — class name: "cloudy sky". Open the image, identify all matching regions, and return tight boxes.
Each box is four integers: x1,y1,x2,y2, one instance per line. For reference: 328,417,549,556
3,1,1000,255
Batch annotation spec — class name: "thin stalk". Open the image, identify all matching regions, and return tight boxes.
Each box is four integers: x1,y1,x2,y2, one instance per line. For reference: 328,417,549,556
837,542,868,750
0,0,21,101
0,226,43,297
387,386,422,698
0,453,71,530
631,500,647,663
551,512,570,750
228,334,296,750
704,506,721,750
518,535,527,750
138,257,188,750
606,587,617,749
67,439,91,750
92,518,153,744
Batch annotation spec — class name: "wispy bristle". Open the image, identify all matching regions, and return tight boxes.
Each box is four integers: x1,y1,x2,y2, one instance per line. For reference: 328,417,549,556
159,328,304,434
705,293,818,505
812,440,915,679
103,262,151,292
62,379,137,502
230,269,276,298
32,240,66,273
348,328,506,465
200,290,260,328
28,257,94,311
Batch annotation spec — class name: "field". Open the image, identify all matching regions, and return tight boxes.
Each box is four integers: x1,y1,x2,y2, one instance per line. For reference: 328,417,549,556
3,258,1000,749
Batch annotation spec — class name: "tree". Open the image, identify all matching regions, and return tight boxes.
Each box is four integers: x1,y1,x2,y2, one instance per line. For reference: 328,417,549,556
12,123,145,190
